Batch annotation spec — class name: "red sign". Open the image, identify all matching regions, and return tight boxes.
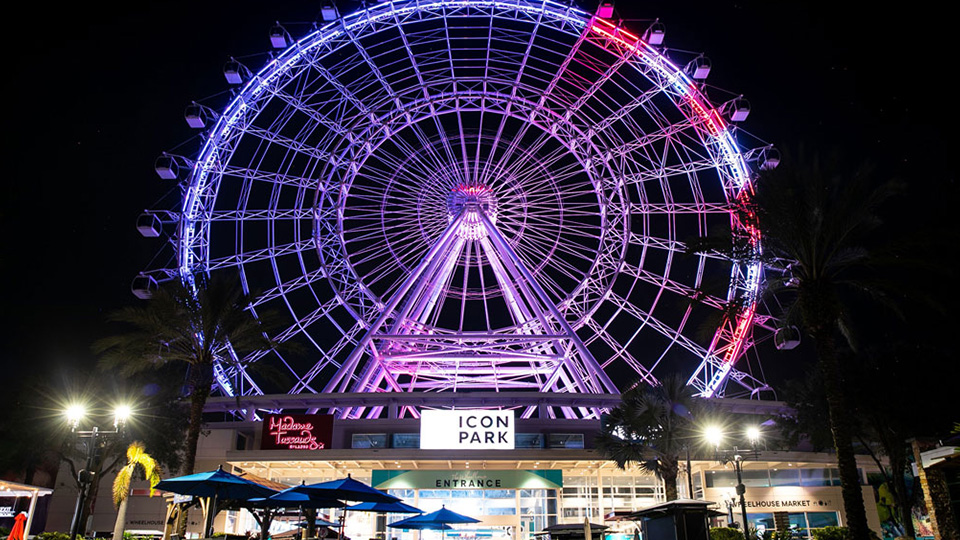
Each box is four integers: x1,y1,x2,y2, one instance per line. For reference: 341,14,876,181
261,414,333,450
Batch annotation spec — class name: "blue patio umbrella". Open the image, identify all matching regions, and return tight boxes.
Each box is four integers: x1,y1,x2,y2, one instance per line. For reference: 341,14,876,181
403,506,480,526
155,466,278,537
248,484,346,540
389,506,479,540
249,484,346,509
155,466,278,500
293,475,400,504
387,516,453,531
293,476,400,540
344,501,422,514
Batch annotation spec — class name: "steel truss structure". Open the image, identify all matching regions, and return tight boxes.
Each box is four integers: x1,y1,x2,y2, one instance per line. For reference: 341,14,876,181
142,0,776,419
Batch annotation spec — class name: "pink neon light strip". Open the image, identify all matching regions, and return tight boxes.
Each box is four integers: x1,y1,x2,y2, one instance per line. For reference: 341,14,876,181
589,18,759,394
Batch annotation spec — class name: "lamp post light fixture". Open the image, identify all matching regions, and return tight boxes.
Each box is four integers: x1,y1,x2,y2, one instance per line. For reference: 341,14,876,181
705,425,762,535
66,404,132,540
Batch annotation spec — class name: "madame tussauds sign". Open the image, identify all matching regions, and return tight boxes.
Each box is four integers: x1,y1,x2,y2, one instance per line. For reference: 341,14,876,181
420,410,514,449
261,414,333,450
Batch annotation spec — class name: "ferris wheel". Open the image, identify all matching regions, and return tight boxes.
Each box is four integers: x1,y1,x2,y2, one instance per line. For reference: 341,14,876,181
138,0,780,417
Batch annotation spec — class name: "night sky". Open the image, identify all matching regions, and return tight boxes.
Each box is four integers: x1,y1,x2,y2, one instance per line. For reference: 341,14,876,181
3,1,956,410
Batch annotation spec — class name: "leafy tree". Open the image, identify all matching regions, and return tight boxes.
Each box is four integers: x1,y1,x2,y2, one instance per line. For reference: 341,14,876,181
595,373,713,500
748,148,903,540
94,276,275,478
111,441,162,540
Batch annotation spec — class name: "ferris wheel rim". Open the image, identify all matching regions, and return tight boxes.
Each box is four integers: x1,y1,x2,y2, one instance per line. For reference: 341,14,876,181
165,0,766,404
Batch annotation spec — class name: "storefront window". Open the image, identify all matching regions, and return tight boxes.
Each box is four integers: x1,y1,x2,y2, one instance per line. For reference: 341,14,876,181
806,512,839,529
392,433,419,448
800,468,830,486
547,433,584,449
705,470,738,488
747,512,775,534
388,489,415,499
788,512,809,538
741,469,770,487
351,433,387,448
770,469,801,486
828,469,842,486
516,433,544,448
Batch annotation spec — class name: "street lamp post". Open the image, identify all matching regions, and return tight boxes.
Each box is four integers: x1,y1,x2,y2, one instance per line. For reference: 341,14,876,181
705,426,762,537
66,405,131,540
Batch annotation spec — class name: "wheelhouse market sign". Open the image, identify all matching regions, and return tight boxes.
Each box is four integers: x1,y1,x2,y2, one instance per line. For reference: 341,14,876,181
260,414,333,450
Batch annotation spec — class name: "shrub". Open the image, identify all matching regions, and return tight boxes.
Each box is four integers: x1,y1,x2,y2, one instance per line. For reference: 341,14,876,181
710,527,745,540
811,527,849,540
36,533,80,540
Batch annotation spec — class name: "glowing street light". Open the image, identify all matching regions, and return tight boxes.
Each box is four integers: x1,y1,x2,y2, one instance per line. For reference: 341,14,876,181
114,405,132,428
65,403,133,540
705,425,724,448
65,405,86,431
704,425,762,534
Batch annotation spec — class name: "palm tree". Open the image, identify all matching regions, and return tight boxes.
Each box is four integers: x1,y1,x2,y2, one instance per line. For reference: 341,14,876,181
95,276,274,478
595,374,708,501
748,149,901,540
112,441,162,540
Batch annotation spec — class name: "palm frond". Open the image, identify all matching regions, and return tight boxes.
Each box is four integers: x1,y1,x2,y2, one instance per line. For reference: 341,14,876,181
111,441,162,506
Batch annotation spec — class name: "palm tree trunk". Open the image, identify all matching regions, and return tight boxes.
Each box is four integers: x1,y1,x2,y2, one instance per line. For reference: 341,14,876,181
662,461,680,501
178,362,214,537
813,328,871,540
182,362,213,476
113,497,130,540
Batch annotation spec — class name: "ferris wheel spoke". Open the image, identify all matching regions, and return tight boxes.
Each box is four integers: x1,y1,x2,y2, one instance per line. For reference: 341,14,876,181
264,85,351,136
240,126,335,163
566,36,640,119
627,232,734,263
619,157,724,186
618,262,729,311
205,208,314,222
485,121,558,186
290,320,367,394
514,227,594,271
582,317,658,385
611,288,707,357
478,13,591,174
603,118,704,161
343,16,463,182
630,202,733,214
205,238,315,272
249,267,326,309
220,164,322,189
361,151,433,188
475,3,544,185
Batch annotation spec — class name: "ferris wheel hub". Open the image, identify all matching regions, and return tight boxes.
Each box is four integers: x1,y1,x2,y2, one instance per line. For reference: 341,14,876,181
447,183,498,240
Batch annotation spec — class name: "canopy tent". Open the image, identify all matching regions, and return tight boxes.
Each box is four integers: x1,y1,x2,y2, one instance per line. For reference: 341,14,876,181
0,480,53,539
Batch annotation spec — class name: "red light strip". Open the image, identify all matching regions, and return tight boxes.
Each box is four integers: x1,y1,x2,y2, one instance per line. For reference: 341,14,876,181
589,23,724,136
590,17,757,393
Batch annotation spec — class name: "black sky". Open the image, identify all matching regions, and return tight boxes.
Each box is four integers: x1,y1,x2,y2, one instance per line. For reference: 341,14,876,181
2,1,956,403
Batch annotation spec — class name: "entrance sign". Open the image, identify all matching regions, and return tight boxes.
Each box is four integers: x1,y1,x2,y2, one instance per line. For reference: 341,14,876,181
260,414,333,450
373,469,562,490
420,410,514,449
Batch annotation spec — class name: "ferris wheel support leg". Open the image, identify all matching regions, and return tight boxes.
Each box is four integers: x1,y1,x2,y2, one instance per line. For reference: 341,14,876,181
322,210,469,397
478,211,619,395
